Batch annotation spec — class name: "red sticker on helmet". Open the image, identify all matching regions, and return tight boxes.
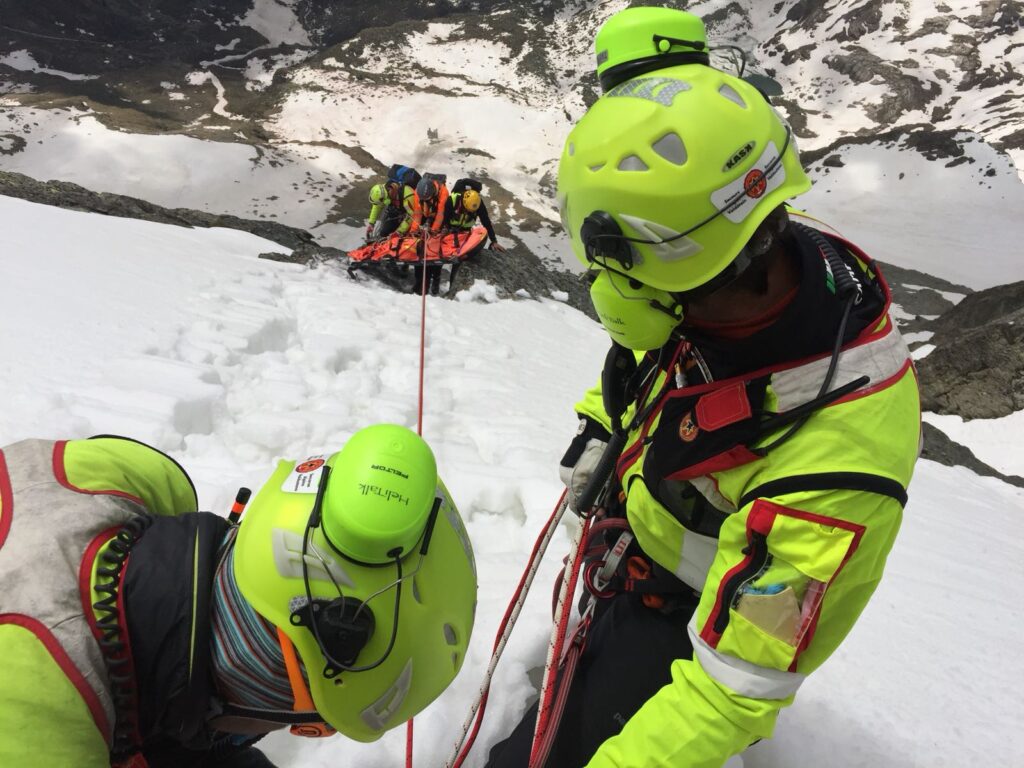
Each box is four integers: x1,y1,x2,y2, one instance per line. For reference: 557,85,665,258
296,459,325,474
744,169,767,199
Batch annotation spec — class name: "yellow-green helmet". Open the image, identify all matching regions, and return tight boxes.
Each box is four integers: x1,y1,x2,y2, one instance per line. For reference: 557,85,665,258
234,424,476,742
558,64,810,294
369,183,389,206
595,7,709,92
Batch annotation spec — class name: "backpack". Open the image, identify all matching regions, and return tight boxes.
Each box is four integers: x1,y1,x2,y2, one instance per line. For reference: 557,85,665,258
451,177,483,195
388,164,422,190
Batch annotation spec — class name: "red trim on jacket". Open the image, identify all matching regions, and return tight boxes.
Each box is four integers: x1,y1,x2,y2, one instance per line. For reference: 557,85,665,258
830,358,914,407
78,527,122,645
52,441,144,505
700,502,775,646
665,445,762,483
0,612,112,738
699,498,866,662
0,449,11,551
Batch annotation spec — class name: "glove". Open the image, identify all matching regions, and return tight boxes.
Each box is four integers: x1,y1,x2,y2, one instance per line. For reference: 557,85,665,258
490,240,507,253
559,417,611,513
365,224,374,240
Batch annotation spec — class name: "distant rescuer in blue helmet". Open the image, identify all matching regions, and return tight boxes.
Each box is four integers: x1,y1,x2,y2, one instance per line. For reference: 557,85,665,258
487,7,920,767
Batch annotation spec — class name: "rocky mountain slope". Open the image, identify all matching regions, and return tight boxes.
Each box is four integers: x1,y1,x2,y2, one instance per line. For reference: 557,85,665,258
2,1,1021,256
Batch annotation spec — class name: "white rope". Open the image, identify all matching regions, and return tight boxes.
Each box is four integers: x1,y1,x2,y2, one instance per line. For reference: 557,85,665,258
445,494,569,768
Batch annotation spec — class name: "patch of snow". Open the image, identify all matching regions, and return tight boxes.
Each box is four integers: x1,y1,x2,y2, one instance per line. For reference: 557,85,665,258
911,343,935,360
240,0,311,47
455,279,500,303
0,49,99,81
922,411,1024,478
186,69,239,119
243,50,312,91
802,137,1024,290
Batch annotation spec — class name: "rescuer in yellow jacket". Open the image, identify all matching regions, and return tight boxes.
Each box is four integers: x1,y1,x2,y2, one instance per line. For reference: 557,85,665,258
0,427,476,767
486,8,920,767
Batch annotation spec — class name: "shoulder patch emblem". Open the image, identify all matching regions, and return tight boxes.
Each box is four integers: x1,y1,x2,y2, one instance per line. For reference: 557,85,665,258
679,411,699,442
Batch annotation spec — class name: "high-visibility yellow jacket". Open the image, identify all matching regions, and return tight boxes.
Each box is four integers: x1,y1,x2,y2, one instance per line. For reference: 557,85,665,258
0,437,198,766
369,184,416,233
575,231,920,767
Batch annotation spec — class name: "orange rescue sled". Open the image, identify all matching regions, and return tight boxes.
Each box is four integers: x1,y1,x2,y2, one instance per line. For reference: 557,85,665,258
347,227,488,265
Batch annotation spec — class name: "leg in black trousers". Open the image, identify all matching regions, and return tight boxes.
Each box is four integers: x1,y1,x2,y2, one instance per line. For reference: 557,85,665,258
485,594,696,768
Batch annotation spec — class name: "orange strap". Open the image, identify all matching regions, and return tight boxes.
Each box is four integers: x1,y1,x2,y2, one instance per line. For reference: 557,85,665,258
277,627,336,738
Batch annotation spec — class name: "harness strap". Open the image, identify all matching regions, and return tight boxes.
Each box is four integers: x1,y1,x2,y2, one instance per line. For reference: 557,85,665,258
738,471,908,509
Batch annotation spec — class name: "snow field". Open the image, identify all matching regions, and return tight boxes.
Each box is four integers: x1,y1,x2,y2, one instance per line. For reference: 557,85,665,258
0,105,371,242
801,138,1024,290
0,194,608,765
3,192,1024,766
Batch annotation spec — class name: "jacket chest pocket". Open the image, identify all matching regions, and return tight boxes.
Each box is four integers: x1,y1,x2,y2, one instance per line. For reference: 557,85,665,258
700,499,865,672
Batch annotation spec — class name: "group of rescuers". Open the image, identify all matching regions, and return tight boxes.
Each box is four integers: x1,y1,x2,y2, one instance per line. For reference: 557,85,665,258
365,166,506,295
1,7,922,768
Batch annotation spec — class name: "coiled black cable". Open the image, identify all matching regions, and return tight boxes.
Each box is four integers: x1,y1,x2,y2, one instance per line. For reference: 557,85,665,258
92,513,153,761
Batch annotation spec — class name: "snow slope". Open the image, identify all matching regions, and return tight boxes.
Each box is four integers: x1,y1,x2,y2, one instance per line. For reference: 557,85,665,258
2,195,1022,766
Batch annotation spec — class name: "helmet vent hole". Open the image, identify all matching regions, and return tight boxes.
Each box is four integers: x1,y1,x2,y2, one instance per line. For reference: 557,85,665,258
718,84,747,108
443,623,458,645
651,132,687,165
412,576,423,604
568,142,575,156
617,154,649,172
451,651,459,668
589,163,605,172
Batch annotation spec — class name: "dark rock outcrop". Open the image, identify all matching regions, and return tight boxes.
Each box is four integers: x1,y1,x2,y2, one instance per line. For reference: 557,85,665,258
0,169,316,250
921,422,1024,489
917,281,1024,419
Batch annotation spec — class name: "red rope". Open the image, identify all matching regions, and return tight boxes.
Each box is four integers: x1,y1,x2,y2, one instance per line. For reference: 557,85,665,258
529,515,591,768
417,238,428,437
449,492,569,768
408,235,430,767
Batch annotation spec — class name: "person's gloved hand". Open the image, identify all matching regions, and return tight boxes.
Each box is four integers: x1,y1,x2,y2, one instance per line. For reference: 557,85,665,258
490,240,507,253
365,223,374,240
559,416,611,513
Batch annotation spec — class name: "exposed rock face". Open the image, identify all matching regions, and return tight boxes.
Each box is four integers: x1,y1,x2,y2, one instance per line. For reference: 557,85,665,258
0,169,316,249
921,422,1024,489
917,281,1024,419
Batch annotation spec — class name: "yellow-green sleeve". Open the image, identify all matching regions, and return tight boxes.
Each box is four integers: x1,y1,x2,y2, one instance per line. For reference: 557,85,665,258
62,436,198,517
588,488,902,767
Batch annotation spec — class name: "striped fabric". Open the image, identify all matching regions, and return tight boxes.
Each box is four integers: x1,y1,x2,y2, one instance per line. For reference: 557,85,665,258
211,531,297,710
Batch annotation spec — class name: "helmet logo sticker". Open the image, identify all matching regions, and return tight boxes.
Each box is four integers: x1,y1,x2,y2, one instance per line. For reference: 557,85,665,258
283,455,327,493
606,77,691,107
723,141,756,171
744,169,768,198
679,411,699,442
709,141,785,224
361,659,413,731
272,527,354,585
358,483,409,506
